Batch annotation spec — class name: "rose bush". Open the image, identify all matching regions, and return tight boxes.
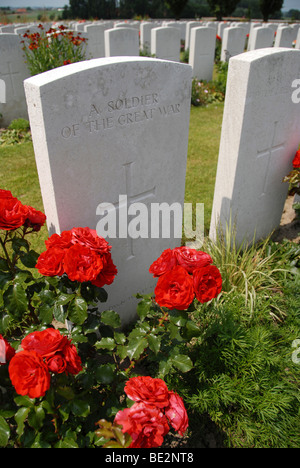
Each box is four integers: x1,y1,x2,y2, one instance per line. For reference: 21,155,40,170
0,188,222,448
149,246,222,310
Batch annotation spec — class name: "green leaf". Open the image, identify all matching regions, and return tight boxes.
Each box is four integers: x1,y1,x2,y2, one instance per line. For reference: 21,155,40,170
0,271,12,289
53,303,68,323
15,407,30,437
38,303,53,324
14,395,35,408
20,250,39,268
147,334,161,355
114,331,126,345
11,237,29,254
137,298,152,320
95,337,116,351
171,354,193,373
28,406,45,431
67,297,88,325
158,358,173,378
95,364,115,384
3,282,28,318
127,336,148,360
70,399,90,418
169,310,188,326
0,416,10,447
54,437,79,448
101,310,121,328
116,345,128,360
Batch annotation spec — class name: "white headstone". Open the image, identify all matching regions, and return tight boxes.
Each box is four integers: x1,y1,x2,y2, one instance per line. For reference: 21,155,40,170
185,21,201,51
296,28,300,50
221,27,246,61
24,57,192,324
84,24,105,59
189,27,216,81
0,34,30,127
274,26,296,48
104,27,139,57
210,48,300,246
151,26,181,62
140,22,159,52
248,26,274,50
0,25,16,34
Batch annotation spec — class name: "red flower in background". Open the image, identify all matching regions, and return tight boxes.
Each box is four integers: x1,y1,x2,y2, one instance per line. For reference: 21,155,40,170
0,334,16,365
293,149,300,168
0,188,46,232
0,197,29,231
24,206,46,231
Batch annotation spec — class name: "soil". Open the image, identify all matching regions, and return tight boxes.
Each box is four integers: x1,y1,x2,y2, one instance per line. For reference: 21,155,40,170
272,195,300,244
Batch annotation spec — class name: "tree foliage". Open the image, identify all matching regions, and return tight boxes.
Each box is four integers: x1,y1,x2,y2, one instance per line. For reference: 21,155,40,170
165,0,189,19
259,0,284,22
206,0,240,20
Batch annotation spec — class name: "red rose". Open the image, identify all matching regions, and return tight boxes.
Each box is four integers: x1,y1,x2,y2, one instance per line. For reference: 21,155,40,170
91,253,118,288
149,248,177,277
9,350,51,398
0,335,16,365
165,391,189,436
45,353,67,374
0,189,13,199
292,149,300,168
70,227,111,254
63,244,104,282
22,328,82,376
193,265,222,303
0,197,28,231
154,265,195,310
62,342,82,375
45,230,73,250
21,328,68,358
174,246,213,273
35,246,66,276
24,206,46,231
115,402,169,448
125,376,170,408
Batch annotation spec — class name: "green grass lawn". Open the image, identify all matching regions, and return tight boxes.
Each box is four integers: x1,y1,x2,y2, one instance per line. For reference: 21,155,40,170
0,102,224,250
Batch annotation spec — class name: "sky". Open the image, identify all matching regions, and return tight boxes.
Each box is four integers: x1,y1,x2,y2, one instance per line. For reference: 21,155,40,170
0,0,298,11
0,0,68,8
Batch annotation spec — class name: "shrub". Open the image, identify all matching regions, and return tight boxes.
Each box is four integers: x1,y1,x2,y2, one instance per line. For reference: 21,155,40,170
21,24,87,76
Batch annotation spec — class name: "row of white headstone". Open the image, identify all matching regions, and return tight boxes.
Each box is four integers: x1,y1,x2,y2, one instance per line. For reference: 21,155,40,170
1,19,300,126
20,47,300,325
